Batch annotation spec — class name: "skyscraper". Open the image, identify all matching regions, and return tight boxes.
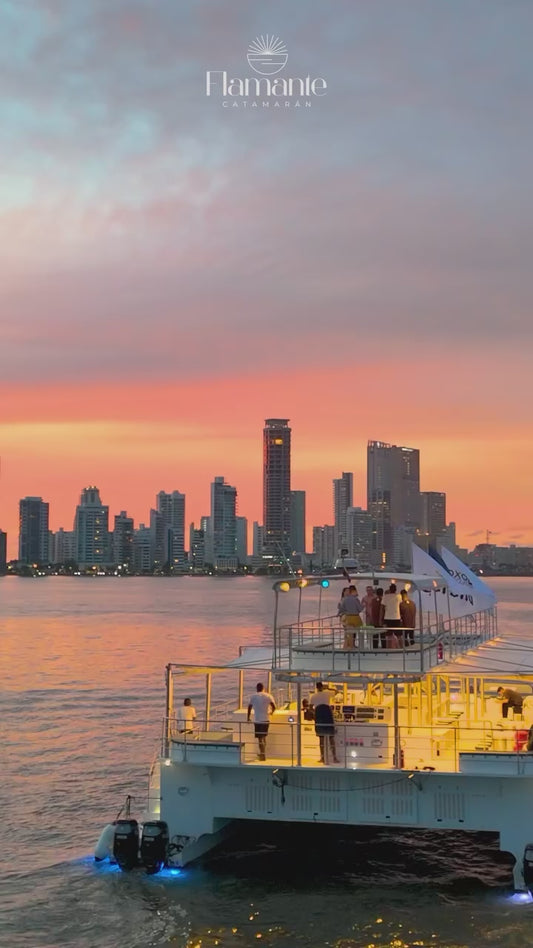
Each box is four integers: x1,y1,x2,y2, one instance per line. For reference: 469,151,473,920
263,418,291,558
236,516,248,565
74,487,110,567
207,475,237,565
290,490,306,553
156,490,186,567
113,511,134,568
333,472,353,553
367,441,420,566
0,528,7,573
19,496,49,564
420,492,446,537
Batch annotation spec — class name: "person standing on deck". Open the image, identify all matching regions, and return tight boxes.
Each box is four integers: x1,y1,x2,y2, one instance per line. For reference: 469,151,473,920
247,683,276,760
310,682,339,764
400,589,417,646
370,587,386,648
383,583,403,644
337,585,363,649
361,585,376,626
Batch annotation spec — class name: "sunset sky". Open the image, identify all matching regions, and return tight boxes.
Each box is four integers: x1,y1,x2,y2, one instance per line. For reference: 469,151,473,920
1,0,533,557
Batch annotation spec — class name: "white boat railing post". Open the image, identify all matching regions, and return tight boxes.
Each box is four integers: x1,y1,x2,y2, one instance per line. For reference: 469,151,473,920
206,673,212,732
296,682,302,766
164,663,172,758
393,683,401,769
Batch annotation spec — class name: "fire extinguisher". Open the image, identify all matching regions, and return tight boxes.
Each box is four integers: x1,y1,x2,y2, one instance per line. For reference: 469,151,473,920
437,641,443,660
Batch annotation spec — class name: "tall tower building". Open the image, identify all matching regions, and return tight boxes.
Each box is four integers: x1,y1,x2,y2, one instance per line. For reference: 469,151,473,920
113,511,134,568
420,492,446,537
290,490,306,554
263,418,291,558
345,506,373,563
236,516,248,565
208,476,237,564
367,441,420,566
333,472,353,553
19,496,50,564
312,525,335,569
74,487,110,567
0,528,8,573
156,490,186,567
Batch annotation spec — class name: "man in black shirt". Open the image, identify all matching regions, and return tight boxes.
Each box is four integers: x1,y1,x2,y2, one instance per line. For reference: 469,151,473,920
496,687,524,719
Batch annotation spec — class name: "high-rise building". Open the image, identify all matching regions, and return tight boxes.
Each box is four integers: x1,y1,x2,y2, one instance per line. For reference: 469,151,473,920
420,492,446,537
133,524,152,572
189,524,205,568
263,418,291,558
312,525,336,569
74,487,110,567
51,528,76,564
345,507,373,564
19,496,50,564
0,529,7,573
367,441,420,566
333,473,353,553
207,476,237,565
113,511,134,568
156,490,186,568
290,490,306,554
252,522,264,559
236,516,248,565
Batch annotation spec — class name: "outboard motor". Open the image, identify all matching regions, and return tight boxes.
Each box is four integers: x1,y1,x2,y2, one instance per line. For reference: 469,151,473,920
140,821,169,874
523,843,533,890
112,819,139,871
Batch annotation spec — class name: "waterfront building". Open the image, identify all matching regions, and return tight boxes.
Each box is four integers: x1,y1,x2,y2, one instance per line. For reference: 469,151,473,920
345,506,373,564
51,528,76,564
19,496,50,565
205,476,237,568
74,487,110,567
156,490,186,568
263,418,291,559
367,441,420,566
236,515,248,565
333,472,353,554
189,524,205,568
0,529,6,573
290,490,306,554
312,524,335,569
252,522,264,558
112,511,134,569
133,524,152,573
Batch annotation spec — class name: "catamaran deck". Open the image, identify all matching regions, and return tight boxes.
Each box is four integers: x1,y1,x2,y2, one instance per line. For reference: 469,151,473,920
161,573,533,778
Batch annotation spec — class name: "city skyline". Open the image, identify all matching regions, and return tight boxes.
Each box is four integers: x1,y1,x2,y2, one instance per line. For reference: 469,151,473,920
1,3,532,556
1,425,528,564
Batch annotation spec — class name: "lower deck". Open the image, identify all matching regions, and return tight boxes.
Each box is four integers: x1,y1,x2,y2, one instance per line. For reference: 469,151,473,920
166,682,533,775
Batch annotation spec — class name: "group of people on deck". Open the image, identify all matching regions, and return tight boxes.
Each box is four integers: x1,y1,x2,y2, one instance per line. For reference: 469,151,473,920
337,583,417,649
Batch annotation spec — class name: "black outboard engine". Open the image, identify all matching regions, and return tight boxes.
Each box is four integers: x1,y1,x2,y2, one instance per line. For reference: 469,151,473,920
113,819,140,871
140,821,169,875
523,843,533,890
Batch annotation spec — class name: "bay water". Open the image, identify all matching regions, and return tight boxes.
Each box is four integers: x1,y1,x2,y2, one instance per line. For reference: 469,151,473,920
1,575,533,948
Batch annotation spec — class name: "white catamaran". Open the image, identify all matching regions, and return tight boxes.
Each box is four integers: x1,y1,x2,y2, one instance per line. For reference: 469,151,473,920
95,547,533,894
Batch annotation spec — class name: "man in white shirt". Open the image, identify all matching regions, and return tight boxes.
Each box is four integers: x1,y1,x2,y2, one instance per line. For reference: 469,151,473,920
247,682,276,760
383,583,403,643
178,697,197,734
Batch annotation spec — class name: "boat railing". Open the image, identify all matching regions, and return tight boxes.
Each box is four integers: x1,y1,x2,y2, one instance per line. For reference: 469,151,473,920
161,715,530,775
273,607,497,672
